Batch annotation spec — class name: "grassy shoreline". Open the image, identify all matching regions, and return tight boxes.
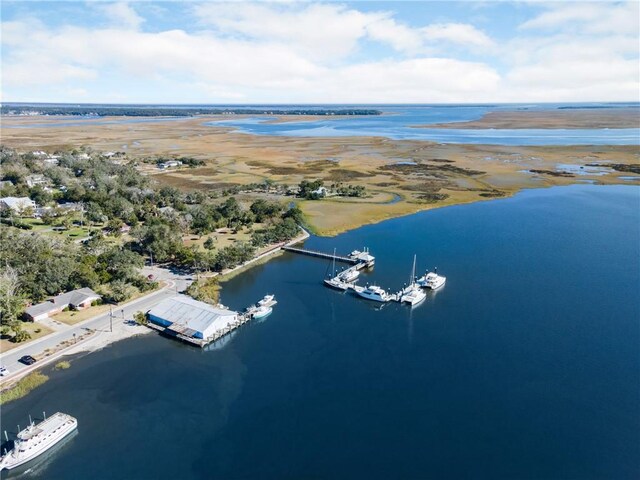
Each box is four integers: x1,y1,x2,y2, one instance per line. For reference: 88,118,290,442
0,371,49,405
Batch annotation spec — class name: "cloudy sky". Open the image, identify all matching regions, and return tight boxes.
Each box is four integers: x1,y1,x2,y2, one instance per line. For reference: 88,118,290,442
2,1,638,103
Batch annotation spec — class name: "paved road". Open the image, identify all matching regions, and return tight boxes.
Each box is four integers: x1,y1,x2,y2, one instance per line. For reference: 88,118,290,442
0,267,192,382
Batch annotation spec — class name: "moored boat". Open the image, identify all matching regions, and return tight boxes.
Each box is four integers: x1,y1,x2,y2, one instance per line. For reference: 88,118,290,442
416,268,446,290
324,276,351,291
258,294,277,307
337,267,359,283
354,284,395,302
400,255,426,305
0,412,77,471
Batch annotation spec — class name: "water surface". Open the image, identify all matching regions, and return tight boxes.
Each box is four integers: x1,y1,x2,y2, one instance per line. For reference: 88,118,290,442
2,185,639,480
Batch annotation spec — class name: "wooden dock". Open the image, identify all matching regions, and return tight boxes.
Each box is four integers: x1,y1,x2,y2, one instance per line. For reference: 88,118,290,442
282,246,375,269
146,312,254,348
282,246,357,264
146,296,274,349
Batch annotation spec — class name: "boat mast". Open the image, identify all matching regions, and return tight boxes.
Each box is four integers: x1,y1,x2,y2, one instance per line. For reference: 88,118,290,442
410,254,417,285
332,248,337,277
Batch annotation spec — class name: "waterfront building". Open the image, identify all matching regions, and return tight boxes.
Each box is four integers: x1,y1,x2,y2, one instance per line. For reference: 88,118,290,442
147,295,238,340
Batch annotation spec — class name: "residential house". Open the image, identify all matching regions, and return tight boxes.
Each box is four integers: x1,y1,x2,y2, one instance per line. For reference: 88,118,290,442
0,197,36,215
24,288,102,322
26,174,50,189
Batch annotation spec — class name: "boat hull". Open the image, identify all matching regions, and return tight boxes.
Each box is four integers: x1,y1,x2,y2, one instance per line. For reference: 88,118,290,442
1,418,77,471
356,291,392,302
324,279,349,291
253,308,272,319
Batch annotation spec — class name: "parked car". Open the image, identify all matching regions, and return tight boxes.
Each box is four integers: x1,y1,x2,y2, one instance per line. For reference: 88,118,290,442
0,366,8,376
19,355,36,365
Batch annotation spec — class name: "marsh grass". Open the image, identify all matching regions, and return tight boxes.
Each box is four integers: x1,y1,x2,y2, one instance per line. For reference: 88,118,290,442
0,372,49,405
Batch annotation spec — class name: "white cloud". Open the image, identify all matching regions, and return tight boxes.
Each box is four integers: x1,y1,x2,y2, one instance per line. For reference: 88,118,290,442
520,1,639,35
422,23,495,48
365,17,425,54
193,3,376,60
99,2,144,30
1,2,638,103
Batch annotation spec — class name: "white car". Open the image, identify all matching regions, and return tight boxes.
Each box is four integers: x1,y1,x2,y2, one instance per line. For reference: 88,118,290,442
0,366,9,376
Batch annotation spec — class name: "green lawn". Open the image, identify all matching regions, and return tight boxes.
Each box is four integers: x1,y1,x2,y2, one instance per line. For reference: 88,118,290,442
0,322,54,353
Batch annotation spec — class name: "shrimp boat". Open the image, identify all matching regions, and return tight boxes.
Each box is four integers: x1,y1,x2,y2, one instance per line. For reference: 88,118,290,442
416,268,446,290
400,255,426,306
0,412,77,471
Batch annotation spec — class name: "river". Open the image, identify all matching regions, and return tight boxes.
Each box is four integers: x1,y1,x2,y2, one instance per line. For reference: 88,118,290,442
2,184,639,479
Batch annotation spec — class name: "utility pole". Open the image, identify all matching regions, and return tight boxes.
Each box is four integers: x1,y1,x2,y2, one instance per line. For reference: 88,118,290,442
109,305,113,333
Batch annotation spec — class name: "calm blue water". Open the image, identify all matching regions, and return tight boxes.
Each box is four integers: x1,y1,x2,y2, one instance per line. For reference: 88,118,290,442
2,185,639,479
207,104,640,146
4,104,640,146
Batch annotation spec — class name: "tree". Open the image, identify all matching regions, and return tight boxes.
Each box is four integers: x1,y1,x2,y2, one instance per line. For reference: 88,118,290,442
133,221,182,263
107,279,135,303
204,237,215,250
283,205,304,224
133,311,148,325
12,325,31,343
298,179,324,199
0,267,25,327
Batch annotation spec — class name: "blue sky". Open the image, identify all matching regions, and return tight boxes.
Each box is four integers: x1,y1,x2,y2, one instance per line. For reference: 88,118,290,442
2,1,638,103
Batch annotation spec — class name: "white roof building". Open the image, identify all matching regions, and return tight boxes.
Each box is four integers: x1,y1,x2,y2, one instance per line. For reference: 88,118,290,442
0,197,36,213
147,295,238,340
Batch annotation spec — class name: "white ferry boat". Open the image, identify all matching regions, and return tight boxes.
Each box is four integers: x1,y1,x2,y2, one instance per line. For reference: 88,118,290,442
0,412,77,471
354,285,395,303
417,269,446,290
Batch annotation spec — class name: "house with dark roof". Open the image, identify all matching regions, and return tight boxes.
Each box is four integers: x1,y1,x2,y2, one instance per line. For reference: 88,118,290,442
25,287,102,321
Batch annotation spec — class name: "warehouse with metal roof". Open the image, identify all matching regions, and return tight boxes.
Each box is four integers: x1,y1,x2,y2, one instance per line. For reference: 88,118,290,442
146,295,238,340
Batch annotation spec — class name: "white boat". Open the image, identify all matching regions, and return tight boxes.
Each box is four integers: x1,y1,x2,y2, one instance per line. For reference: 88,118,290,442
324,249,354,291
400,284,426,305
0,412,77,471
324,276,351,291
417,269,446,290
400,255,426,306
251,305,273,319
258,294,277,307
337,267,359,283
354,285,395,302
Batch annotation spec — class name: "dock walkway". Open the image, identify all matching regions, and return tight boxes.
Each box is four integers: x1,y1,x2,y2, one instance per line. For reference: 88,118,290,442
282,246,357,264
283,246,375,269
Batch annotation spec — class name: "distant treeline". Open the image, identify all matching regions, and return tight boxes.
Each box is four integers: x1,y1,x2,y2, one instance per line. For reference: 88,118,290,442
1,105,382,117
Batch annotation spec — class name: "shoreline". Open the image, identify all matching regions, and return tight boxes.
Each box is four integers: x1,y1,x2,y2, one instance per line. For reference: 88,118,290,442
416,107,640,130
1,184,637,402
0,229,310,395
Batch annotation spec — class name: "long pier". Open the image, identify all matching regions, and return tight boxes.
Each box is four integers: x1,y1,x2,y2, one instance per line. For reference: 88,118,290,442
282,246,357,264
283,246,375,269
